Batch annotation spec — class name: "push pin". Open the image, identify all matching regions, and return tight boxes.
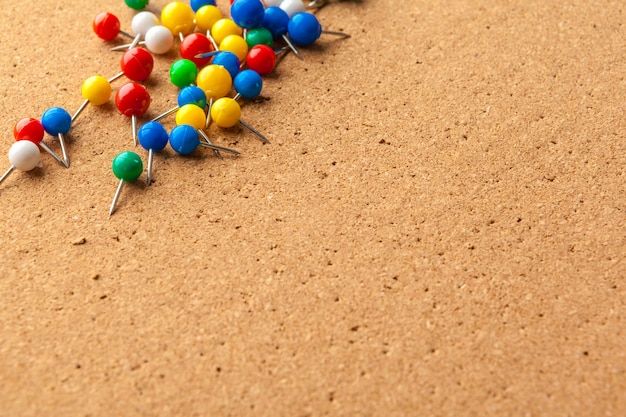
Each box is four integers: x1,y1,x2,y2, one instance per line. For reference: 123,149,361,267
0,141,41,186
175,104,240,159
280,0,307,17
109,47,154,83
219,34,249,62
41,108,72,167
110,11,161,51
115,82,152,146
233,69,263,101
245,27,274,48
72,75,113,122
191,0,217,11
194,51,240,80
137,121,169,185
169,124,240,156
125,0,161,14
246,44,277,75
180,33,215,67
288,11,350,46
169,59,199,88
195,5,223,48
161,1,196,42
260,6,303,60
143,25,175,54
230,0,265,30
152,85,207,122
211,97,270,143
109,151,144,216
93,12,134,42
211,18,243,45
197,63,233,127
13,118,66,168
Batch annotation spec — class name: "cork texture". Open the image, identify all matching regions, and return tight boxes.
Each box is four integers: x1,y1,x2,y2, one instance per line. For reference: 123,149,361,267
0,0,625,416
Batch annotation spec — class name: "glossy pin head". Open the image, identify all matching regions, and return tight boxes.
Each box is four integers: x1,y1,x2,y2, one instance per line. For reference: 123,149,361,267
115,82,151,146
280,0,306,17
41,107,72,167
138,121,169,185
191,0,217,12
93,12,133,41
245,27,274,48
151,85,207,122
120,47,154,81
195,5,223,34
197,64,233,101
260,6,303,59
144,25,175,54
219,35,249,62
0,141,41,186
131,11,160,38
230,0,265,29
287,12,321,46
161,2,196,38
13,117,67,167
170,59,198,88
211,18,243,44
211,97,270,143
110,151,144,215
176,104,207,130
211,51,240,80
180,33,215,67
72,75,112,122
125,0,149,10
246,44,276,75
234,69,263,100
169,124,200,155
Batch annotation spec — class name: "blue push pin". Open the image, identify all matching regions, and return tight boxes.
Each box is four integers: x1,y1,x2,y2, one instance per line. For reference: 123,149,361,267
190,0,216,12
287,12,350,46
41,107,72,168
138,121,169,185
233,69,263,101
151,85,208,122
230,0,265,29
260,6,303,60
169,124,240,156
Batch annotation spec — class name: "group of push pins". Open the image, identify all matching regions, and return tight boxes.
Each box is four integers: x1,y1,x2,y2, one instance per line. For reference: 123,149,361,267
1,0,350,215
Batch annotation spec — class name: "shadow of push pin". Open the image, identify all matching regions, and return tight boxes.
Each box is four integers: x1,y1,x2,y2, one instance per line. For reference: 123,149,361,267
0,141,41,186
211,97,270,143
72,75,113,122
115,82,152,147
14,118,67,168
41,108,72,167
137,121,169,185
110,151,144,215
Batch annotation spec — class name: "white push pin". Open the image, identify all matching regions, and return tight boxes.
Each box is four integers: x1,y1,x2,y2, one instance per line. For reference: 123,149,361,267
0,141,41,186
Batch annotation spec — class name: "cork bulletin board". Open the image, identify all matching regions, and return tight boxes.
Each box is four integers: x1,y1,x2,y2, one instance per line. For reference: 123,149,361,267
0,0,624,415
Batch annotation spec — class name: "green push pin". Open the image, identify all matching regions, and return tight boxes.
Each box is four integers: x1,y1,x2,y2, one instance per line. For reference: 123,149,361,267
245,27,274,48
169,59,198,88
110,151,143,216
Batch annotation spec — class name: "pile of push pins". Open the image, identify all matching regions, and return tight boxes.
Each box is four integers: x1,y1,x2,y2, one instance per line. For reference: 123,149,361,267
1,0,350,215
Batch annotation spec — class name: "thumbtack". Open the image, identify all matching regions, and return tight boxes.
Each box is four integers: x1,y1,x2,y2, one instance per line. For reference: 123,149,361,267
72,75,113,122
219,34,249,62
287,11,350,46
246,44,277,75
41,107,72,167
108,47,155,83
110,11,161,50
169,124,240,156
137,121,169,185
211,97,270,143
191,0,217,12
233,69,263,101
109,151,144,216
152,85,207,122
280,0,307,17
161,1,196,42
170,59,199,88
195,5,223,46
211,18,243,45
0,141,41,187
245,27,274,48
260,6,303,60
93,12,134,41
13,117,66,168
180,33,215,67
230,0,265,30
115,82,152,146
175,104,239,159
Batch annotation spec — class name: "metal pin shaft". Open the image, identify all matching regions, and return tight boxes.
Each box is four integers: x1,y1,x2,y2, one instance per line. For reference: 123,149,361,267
197,129,223,160
0,166,15,185
72,100,89,122
240,119,270,143
109,179,125,216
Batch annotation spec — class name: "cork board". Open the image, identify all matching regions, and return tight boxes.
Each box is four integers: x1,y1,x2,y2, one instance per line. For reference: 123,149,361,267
1,0,625,415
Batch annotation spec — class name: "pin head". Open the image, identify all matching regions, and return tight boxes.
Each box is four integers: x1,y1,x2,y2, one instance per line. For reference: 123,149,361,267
144,25,175,54
230,0,265,29
195,5,223,33
82,75,112,105
211,18,243,44
246,44,276,75
41,108,72,136
125,0,150,10
211,97,241,128
280,0,306,17
131,11,160,38
211,51,240,80
14,118,44,144
234,69,263,99
115,82,151,117
112,151,143,181
8,140,41,172
288,12,322,46
170,59,198,88
197,64,233,100
176,104,206,129
169,124,200,155
245,27,274,48
180,33,215,67
178,85,208,108
219,34,249,62
191,0,217,12
93,12,121,41
260,6,289,39
121,47,154,81
138,121,169,152
161,2,196,37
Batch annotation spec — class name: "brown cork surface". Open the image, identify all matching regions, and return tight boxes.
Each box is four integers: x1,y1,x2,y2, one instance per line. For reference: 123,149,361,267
0,0,625,415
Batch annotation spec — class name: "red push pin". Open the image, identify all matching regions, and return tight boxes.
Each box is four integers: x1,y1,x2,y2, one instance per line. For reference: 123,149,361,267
115,82,151,147
13,118,67,168
180,33,215,68
109,47,155,83
246,44,278,75
93,12,135,42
